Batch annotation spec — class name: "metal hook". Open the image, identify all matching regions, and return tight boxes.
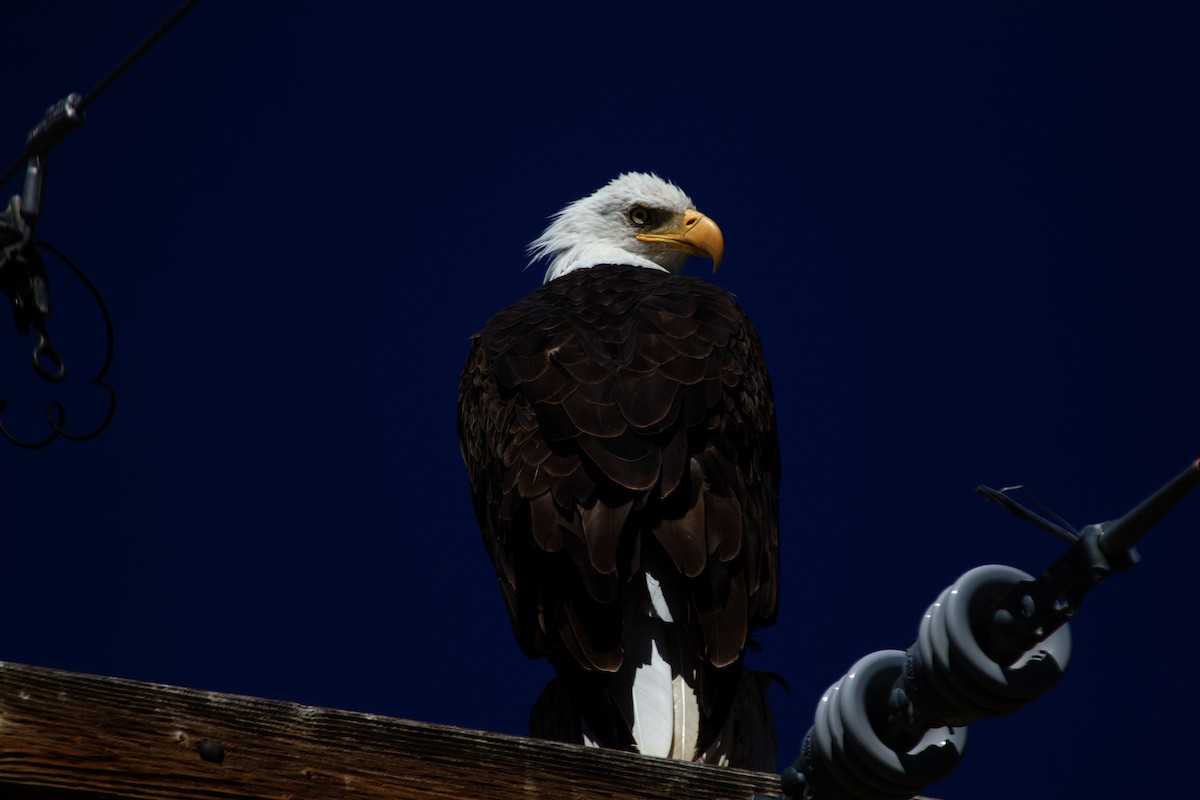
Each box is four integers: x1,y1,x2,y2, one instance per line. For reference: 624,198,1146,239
31,322,67,382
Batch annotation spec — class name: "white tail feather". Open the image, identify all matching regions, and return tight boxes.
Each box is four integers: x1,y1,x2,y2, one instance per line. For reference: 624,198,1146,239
620,569,707,760
645,571,674,622
671,671,700,760
629,620,674,757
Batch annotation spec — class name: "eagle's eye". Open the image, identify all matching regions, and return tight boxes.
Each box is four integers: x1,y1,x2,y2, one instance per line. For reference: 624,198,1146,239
628,206,651,226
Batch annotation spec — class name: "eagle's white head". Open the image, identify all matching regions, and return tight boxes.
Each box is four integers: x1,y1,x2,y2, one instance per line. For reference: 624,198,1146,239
529,172,725,283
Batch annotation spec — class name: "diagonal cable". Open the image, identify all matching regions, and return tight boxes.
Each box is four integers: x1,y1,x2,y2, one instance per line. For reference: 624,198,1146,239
0,0,201,189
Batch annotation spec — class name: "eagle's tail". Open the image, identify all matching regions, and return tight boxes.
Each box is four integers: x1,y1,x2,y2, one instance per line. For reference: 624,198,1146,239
529,568,777,769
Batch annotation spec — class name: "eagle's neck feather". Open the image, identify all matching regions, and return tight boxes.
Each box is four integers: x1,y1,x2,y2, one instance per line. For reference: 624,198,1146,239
541,246,672,283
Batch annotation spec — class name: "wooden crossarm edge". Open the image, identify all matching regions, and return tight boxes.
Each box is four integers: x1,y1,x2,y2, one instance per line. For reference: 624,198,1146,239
0,659,785,800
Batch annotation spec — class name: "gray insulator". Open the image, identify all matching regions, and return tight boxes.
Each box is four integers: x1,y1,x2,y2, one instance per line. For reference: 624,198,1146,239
905,564,1072,723
789,565,1072,800
800,651,967,800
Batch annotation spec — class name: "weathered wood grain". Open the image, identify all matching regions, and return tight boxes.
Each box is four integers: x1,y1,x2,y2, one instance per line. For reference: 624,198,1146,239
0,660,784,800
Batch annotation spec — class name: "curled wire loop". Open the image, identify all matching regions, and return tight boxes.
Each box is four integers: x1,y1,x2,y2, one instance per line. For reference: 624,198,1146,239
0,240,116,448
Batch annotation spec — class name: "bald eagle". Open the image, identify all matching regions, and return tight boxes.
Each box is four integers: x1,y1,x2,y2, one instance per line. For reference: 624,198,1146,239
458,173,780,769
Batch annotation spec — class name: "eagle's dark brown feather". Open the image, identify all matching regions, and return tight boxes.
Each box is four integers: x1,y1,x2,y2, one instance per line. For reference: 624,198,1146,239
458,263,779,757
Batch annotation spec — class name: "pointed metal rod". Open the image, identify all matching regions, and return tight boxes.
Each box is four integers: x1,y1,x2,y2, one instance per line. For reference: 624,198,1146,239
1097,457,1200,557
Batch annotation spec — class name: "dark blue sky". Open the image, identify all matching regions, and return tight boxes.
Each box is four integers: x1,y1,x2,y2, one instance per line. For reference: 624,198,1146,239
3,3,1198,798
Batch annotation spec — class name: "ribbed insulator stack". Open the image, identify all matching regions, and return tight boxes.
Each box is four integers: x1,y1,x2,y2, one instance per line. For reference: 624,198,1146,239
783,564,1072,800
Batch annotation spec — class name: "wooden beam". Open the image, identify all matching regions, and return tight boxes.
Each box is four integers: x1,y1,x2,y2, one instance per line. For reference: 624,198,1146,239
0,660,784,800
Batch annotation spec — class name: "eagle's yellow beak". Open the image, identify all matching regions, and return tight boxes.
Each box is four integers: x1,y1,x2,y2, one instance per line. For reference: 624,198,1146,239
636,208,725,273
